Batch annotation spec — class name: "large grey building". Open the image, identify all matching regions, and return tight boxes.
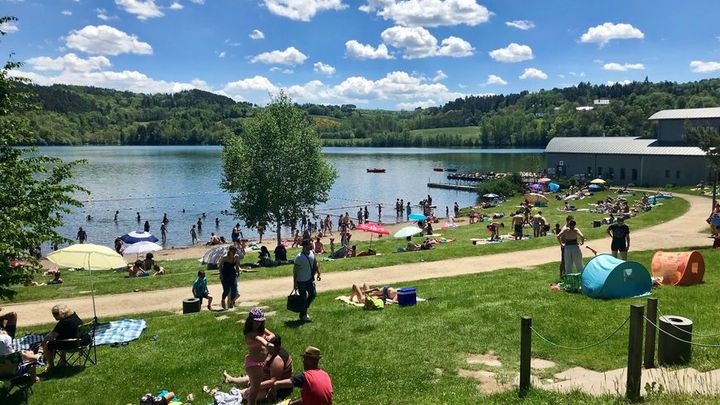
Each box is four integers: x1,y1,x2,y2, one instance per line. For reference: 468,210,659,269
544,107,718,186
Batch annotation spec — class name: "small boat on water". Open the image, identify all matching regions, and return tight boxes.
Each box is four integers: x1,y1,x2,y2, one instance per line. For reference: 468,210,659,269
433,167,444,172
367,168,386,173
445,168,458,172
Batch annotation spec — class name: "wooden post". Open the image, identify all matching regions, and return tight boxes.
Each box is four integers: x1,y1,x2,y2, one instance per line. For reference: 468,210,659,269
626,304,645,402
643,297,658,369
519,316,532,397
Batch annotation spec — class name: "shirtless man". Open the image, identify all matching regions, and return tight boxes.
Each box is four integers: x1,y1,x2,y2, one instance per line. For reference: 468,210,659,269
486,221,504,241
511,212,524,240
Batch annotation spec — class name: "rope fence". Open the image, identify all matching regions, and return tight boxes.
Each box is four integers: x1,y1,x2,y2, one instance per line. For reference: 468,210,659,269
529,316,630,350
656,307,720,339
644,316,720,348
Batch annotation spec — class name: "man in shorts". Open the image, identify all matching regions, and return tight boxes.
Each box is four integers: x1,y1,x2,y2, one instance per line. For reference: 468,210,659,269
607,217,630,260
512,212,524,240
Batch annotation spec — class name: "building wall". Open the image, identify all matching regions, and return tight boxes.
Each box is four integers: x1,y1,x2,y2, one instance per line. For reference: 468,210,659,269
657,120,685,143
546,152,709,186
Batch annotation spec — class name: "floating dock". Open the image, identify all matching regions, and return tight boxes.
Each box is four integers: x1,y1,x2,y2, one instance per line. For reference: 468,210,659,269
427,183,477,192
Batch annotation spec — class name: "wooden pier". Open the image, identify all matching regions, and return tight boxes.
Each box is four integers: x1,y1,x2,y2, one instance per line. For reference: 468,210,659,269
427,183,477,192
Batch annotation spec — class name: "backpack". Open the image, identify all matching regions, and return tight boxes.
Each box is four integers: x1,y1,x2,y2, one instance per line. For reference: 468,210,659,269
363,294,384,310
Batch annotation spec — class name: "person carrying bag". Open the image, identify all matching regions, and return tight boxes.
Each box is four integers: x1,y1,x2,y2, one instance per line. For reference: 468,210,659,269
292,240,321,322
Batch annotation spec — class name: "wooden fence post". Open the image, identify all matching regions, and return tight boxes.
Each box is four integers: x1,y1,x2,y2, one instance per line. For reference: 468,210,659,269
643,297,658,369
626,304,645,402
519,316,532,397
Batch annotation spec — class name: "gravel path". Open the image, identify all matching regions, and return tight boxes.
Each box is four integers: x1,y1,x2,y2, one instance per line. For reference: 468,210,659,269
7,193,710,327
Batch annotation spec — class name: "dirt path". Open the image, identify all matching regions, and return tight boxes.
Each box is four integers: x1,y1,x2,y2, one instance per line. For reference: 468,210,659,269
8,193,710,327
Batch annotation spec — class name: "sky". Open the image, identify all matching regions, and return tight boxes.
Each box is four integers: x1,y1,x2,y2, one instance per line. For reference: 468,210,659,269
1,0,720,110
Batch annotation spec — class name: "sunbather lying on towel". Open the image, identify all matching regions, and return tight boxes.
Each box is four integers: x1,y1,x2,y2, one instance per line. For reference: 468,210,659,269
349,283,398,305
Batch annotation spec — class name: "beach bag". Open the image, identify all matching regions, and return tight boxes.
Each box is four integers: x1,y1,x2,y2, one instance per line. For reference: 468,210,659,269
286,289,304,313
363,294,384,310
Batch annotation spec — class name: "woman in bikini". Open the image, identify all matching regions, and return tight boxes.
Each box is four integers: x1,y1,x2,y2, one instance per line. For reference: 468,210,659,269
241,308,275,405
349,283,398,305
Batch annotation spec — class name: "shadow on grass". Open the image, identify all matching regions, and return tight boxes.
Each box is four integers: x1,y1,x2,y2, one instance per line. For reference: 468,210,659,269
2,387,32,405
283,320,307,329
41,365,85,380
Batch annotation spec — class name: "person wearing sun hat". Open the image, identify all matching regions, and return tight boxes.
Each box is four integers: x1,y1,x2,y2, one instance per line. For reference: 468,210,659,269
271,345,333,404
241,307,276,405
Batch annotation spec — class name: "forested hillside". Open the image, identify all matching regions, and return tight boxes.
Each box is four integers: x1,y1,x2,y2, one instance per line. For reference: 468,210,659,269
14,78,720,146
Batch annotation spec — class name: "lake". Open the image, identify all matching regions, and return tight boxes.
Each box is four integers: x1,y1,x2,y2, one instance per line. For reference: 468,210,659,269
39,146,542,248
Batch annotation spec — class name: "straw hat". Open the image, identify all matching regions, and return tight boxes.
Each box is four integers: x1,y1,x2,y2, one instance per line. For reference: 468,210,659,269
302,346,322,359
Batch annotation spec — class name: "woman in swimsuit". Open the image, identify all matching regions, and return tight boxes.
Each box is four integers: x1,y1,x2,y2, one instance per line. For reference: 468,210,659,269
557,220,585,274
242,308,275,405
349,283,398,305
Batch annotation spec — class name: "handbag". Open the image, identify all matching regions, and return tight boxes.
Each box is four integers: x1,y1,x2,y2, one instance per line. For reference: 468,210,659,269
286,289,304,313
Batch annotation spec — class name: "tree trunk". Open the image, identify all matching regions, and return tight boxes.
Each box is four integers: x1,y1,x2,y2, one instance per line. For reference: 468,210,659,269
276,221,282,247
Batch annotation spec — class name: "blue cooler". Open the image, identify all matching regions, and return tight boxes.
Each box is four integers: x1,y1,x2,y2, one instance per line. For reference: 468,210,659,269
397,287,416,307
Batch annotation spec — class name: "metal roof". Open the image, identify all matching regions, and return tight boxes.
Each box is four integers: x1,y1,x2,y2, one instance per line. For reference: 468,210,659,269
649,107,720,120
545,137,707,156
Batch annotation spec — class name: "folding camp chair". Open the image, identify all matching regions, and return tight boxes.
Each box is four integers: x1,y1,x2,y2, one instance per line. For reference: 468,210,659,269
56,322,97,367
0,351,34,401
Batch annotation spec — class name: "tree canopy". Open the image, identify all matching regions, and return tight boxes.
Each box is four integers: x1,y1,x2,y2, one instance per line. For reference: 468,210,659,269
221,93,336,245
0,16,86,300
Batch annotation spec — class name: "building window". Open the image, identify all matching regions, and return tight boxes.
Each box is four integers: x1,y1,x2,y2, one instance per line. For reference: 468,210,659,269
631,169,638,181
608,168,614,179
620,168,626,180
597,167,603,176
587,166,593,176
665,170,670,178
676,170,680,179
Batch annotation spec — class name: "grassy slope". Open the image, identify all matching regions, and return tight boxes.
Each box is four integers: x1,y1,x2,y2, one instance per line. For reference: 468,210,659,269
7,191,689,303
15,247,720,404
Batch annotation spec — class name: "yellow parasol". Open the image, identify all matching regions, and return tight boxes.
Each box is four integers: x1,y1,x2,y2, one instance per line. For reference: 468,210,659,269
47,243,126,321
590,178,607,185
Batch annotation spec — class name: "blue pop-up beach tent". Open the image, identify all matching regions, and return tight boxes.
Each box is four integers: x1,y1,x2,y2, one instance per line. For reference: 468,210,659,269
548,182,560,192
581,254,652,299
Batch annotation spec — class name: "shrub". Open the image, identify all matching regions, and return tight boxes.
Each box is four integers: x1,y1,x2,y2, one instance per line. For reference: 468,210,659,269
476,173,525,199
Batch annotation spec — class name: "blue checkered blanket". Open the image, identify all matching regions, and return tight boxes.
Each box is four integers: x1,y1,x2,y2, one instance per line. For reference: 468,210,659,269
10,318,147,350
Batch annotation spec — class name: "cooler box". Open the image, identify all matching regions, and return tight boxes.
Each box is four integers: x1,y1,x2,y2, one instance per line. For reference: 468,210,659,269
397,287,417,307
560,273,582,293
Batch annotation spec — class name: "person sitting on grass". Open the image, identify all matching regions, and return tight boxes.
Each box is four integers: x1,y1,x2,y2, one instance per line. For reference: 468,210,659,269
349,283,398,305
207,233,221,245
405,236,420,251
192,270,213,310
270,346,333,405
144,253,165,276
47,271,63,285
128,260,149,277
41,304,83,371
419,238,433,250
345,245,357,258
313,237,325,255
223,335,294,403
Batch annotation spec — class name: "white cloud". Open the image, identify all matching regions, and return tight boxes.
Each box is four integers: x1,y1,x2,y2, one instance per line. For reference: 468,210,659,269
96,8,118,20
61,10,73,16
690,60,720,73
115,0,164,20
262,0,347,22
360,0,491,27
218,51,226,58
66,25,153,56
519,68,547,80
398,99,438,110
489,43,533,63
485,74,507,85
432,70,447,82
0,21,19,33
580,22,644,46
249,29,265,40
381,26,473,59
345,40,393,60
169,2,183,10
607,80,632,86
270,67,294,74
188,0,205,3
250,47,307,65
314,62,335,75
26,53,112,72
505,20,534,30
602,62,645,71
223,76,279,101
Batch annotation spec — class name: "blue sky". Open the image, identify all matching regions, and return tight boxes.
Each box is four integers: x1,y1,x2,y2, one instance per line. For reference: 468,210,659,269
1,0,720,109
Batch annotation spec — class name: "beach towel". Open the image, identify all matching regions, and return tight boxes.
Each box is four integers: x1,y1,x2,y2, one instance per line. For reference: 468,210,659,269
94,318,147,346
336,296,364,307
11,333,46,352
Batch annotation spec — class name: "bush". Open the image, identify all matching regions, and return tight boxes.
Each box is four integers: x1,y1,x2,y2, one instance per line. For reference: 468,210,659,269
476,173,525,199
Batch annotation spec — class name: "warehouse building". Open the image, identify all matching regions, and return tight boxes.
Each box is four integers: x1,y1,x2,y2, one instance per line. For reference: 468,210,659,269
545,107,718,186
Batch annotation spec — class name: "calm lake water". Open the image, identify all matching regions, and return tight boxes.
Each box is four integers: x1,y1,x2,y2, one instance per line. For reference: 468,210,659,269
40,146,542,248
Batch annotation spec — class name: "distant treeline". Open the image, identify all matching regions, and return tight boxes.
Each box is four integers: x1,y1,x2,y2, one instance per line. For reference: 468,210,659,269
11,78,720,146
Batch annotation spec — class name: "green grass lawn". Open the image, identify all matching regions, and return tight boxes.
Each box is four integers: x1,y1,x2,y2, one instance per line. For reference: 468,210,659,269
13,247,720,404
409,126,481,138
7,191,689,303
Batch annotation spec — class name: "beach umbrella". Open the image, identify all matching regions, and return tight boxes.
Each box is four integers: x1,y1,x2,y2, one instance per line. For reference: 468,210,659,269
393,226,423,239
201,245,244,267
356,221,390,249
529,183,544,191
408,213,427,221
120,231,159,244
47,243,127,322
538,177,552,184
122,241,163,255
524,193,548,203
590,178,607,185
589,184,603,191
482,193,500,199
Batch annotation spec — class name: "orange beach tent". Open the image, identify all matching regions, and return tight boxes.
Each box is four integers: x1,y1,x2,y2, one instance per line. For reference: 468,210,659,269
650,251,705,286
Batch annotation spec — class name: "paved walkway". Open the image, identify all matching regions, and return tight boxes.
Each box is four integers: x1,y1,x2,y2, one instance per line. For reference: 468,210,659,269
6,193,711,327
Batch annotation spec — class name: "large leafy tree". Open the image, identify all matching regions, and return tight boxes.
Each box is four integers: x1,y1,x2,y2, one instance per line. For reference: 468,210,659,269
221,93,336,245
0,16,86,300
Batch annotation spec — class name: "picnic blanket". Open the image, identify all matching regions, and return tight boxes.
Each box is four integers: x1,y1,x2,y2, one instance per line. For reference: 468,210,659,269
94,318,147,346
10,333,45,352
335,295,427,307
